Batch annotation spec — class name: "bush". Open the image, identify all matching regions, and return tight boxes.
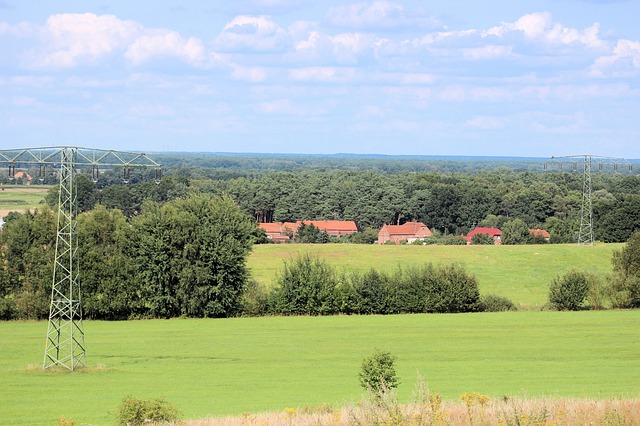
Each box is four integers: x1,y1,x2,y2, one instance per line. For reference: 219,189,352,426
479,294,517,312
425,263,480,313
548,270,592,311
471,233,494,245
359,348,400,394
240,280,270,316
114,396,180,426
439,235,467,245
351,269,390,314
269,252,338,315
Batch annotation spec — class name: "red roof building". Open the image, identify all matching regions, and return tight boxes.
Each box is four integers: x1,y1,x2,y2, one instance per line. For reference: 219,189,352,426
258,223,291,243
259,220,359,242
465,227,502,245
378,222,433,244
529,229,550,240
287,220,358,237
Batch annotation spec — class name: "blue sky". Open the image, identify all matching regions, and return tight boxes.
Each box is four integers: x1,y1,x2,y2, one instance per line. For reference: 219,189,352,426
1,0,639,157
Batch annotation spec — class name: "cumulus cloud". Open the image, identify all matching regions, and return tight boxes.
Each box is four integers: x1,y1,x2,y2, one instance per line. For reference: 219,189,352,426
19,13,212,69
124,30,206,66
326,0,439,31
589,39,640,77
213,15,290,52
28,13,141,68
484,12,606,50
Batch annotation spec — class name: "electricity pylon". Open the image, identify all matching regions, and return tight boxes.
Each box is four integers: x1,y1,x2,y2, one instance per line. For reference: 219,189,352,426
0,146,160,370
545,155,632,245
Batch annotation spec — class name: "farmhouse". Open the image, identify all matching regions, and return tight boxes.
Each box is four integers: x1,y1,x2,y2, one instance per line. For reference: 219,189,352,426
259,220,358,242
287,220,358,237
529,229,551,241
378,221,433,244
466,227,502,245
258,222,291,243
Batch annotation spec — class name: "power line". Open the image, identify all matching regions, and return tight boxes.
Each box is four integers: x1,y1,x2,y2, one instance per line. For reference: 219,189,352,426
0,146,160,371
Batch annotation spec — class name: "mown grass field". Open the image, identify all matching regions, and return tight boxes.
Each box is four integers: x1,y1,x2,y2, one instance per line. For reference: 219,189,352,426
248,243,621,306
1,311,639,425
0,184,50,216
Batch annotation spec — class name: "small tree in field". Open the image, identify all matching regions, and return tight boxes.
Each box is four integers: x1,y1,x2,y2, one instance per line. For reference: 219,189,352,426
359,348,400,395
549,270,592,311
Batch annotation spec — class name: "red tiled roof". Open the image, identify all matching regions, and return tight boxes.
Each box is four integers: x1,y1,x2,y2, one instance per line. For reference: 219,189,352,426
529,229,550,238
298,220,358,232
382,222,431,236
258,223,282,233
467,227,502,237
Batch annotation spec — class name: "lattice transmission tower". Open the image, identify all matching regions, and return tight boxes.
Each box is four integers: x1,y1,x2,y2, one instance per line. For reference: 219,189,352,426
545,155,632,245
0,147,160,370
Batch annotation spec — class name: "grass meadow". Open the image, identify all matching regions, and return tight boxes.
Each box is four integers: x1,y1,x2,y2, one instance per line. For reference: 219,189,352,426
2,311,640,424
248,243,621,306
0,184,50,217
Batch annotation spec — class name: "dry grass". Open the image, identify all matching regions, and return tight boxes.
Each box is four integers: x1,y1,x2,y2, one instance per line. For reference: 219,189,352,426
185,395,640,425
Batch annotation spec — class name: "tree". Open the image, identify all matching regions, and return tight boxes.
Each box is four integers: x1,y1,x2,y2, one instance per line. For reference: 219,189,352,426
608,231,640,308
471,233,494,245
359,348,400,394
548,270,592,311
501,218,530,245
128,195,256,318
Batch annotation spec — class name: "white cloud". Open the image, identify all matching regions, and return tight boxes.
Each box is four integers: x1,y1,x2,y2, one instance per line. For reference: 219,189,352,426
326,0,439,31
462,45,513,60
484,12,606,50
589,39,640,77
28,13,142,68
124,30,205,66
213,15,290,52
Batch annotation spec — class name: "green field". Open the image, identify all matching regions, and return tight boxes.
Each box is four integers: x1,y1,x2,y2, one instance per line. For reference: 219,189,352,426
1,311,639,424
248,243,621,306
0,184,50,214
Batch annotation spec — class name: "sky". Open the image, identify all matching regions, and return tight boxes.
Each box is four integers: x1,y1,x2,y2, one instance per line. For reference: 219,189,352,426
1,1,639,158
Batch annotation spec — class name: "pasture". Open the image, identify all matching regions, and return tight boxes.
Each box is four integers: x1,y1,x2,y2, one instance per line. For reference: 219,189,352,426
2,311,640,424
248,243,621,306
0,184,50,217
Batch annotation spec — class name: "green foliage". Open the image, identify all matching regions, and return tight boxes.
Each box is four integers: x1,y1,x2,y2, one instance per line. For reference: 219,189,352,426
479,294,517,312
114,396,180,426
549,270,592,311
269,252,338,315
501,218,530,245
350,269,390,314
471,232,494,245
425,263,481,313
129,194,257,318
608,231,640,308
359,348,400,394
294,222,330,243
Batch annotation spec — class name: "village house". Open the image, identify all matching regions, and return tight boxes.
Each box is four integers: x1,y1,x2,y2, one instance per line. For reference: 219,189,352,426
465,227,502,245
259,220,358,242
378,222,433,244
529,229,551,241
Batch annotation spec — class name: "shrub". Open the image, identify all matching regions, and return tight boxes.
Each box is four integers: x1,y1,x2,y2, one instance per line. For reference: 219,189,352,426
269,252,337,315
114,396,180,426
351,269,390,314
471,233,494,245
439,235,467,245
548,270,592,311
479,294,517,312
240,280,270,316
359,348,400,394
425,264,481,313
